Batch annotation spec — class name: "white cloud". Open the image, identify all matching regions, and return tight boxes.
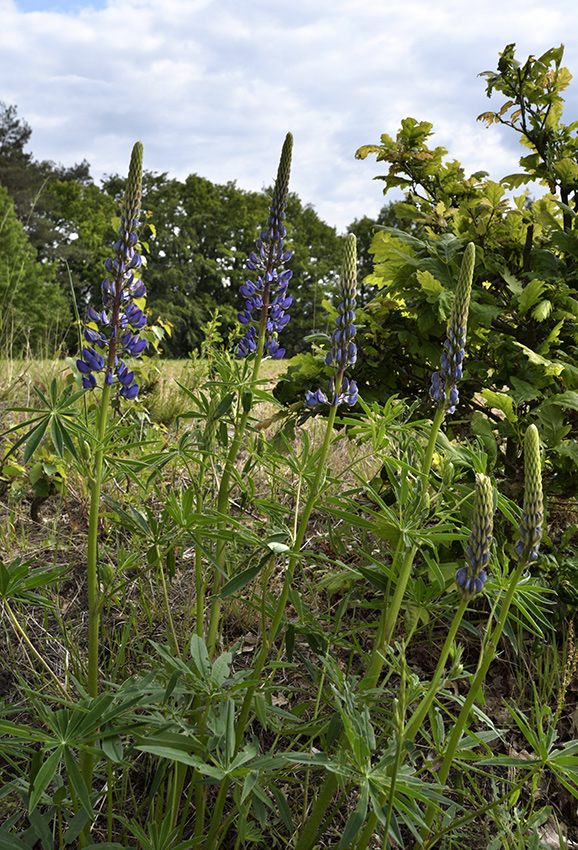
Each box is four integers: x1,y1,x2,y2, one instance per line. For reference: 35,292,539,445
1,0,578,230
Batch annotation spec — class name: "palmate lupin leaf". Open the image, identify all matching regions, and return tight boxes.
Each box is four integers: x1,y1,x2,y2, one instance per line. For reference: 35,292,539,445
430,241,475,414
305,233,359,408
456,473,494,598
236,133,294,359
515,424,543,562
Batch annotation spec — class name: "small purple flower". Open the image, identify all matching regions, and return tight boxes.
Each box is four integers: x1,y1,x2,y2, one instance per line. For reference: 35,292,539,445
76,142,147,400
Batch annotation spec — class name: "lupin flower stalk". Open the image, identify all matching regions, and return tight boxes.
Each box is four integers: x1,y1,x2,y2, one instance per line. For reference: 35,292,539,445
236,132,293,363
230,235,362,797
77,141,147,398
456,473,494,598
430,242,475,414
79,143,146,826
515,424,543,563
305,232,358,408
206,134,294,660
420,426,544,847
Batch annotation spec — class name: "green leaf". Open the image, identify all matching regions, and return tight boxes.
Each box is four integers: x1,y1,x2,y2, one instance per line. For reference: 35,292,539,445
549,391,578,412
480,390,517,423
219,555,269,599
0,829,36,850
518,279,546,314
270,785,293,832
532,300,552,321
511,342,564,376
22,419,50,465
189,634,211,679
416,269,443,297
29,747,62,813
470,413,498,468
64,747,94,817
214,392,235,419
553,157,578,184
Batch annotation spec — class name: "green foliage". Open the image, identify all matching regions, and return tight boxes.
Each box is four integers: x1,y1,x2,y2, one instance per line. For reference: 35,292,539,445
339,44,578,486
0,184,70,355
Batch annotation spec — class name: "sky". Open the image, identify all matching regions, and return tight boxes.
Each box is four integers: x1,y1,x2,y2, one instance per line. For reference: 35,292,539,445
1,0,578,233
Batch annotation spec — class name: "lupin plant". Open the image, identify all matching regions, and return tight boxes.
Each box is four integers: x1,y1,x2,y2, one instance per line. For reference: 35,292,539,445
296,241,478,850
305,232,358,409
206,133,294,658
77,142,146,813
419,423,545,847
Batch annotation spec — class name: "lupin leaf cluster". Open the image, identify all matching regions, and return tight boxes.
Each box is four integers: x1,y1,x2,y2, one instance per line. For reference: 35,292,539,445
305,233,359,408
430,241,475,414
515,424,543,562
76,142,147,399
236,133,294,360
456,473,494,598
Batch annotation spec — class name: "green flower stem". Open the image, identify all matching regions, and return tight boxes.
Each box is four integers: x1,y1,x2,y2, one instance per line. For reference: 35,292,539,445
419,558,528,848
205,349,265,658
234,394,341,753
85,381,111,701
363,404,446,692
404,595,469,742
204,401,342,850
79,381,111,845
295,404,446,850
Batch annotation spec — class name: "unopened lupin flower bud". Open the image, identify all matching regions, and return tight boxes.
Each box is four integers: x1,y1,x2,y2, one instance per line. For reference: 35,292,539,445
430,242,475,414
515,424,543,562
456,473,494,598
306,233,359,408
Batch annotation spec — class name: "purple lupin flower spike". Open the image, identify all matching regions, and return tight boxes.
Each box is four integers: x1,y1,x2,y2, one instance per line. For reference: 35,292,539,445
430,242,475,415
236,133,293,360
456,473,494,599
306,233,358,408
76,142,147,399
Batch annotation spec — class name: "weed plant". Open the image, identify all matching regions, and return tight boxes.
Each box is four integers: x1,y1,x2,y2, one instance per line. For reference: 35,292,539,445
0,125,577,850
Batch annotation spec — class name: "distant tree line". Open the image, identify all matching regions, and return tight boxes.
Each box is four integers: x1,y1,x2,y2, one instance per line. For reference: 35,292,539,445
0,101,390,359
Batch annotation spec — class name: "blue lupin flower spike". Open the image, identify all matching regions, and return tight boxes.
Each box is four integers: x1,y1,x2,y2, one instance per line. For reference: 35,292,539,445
305,233,358,408
76,142,147,399
236,133,293,360
430,242,475,415
514,424,543,563
456,473,494,598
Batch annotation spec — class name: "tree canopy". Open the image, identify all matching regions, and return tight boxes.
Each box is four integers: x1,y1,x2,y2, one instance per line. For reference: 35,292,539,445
0,101,348,359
